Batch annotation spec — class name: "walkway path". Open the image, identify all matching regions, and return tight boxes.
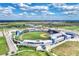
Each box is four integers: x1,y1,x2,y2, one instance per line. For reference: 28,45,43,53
3,30,18,55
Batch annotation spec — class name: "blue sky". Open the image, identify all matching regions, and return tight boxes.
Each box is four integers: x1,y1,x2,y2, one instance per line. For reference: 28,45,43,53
0,3,79,20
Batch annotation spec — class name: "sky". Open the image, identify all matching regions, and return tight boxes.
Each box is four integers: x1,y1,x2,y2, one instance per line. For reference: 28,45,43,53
0,3,79,20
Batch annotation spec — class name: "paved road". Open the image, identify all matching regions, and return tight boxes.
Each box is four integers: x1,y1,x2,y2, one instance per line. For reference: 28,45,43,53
3,30,18,55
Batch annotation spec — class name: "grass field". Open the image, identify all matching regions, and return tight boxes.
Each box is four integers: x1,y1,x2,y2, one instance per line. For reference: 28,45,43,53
57,26,79,31
15,46,48,56
0,37,8,55
51,41,79,56
19,32,50,40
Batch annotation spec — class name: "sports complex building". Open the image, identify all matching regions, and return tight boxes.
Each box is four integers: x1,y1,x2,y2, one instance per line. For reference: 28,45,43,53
13,27,78,51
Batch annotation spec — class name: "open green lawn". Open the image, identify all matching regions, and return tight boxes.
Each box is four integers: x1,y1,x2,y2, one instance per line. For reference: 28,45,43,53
57,26,79,31
19,32,50,40
15,46,48,56
0,37,8,55
51,41,79,56
62,26,79,30
16,51,47,56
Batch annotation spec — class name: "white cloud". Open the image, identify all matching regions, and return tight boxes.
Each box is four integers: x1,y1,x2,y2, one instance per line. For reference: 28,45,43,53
18,4,50,16
41,11,55,15
52,3,79,15
18,3,49,11
30,6,48,10
53,3,73,10
52,3,79,11
0,6,16,16
18,12,37,16
0,7,4,12
18,3,26,7
18,3,30,10
52,3,65,8
63,11,78,15
18,12,28,16
30,13,37,15
62,5,79,15
62,6,74,10
61,5,79,11
40,9,55,15
8,6,16,10
26,3,32,5
18,13,24,16
47,12,55,15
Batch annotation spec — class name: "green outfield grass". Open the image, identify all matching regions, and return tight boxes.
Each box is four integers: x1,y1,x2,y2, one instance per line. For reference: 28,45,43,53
19,32,50,40
51,41,79,56
0,37,8,55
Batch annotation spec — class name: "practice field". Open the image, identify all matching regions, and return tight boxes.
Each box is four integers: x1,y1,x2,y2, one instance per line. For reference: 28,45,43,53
0,37,8,55
51,41,79,56
19,32,50,40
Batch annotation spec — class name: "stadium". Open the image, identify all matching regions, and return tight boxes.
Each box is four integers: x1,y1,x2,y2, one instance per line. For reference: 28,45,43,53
13,27,78,52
